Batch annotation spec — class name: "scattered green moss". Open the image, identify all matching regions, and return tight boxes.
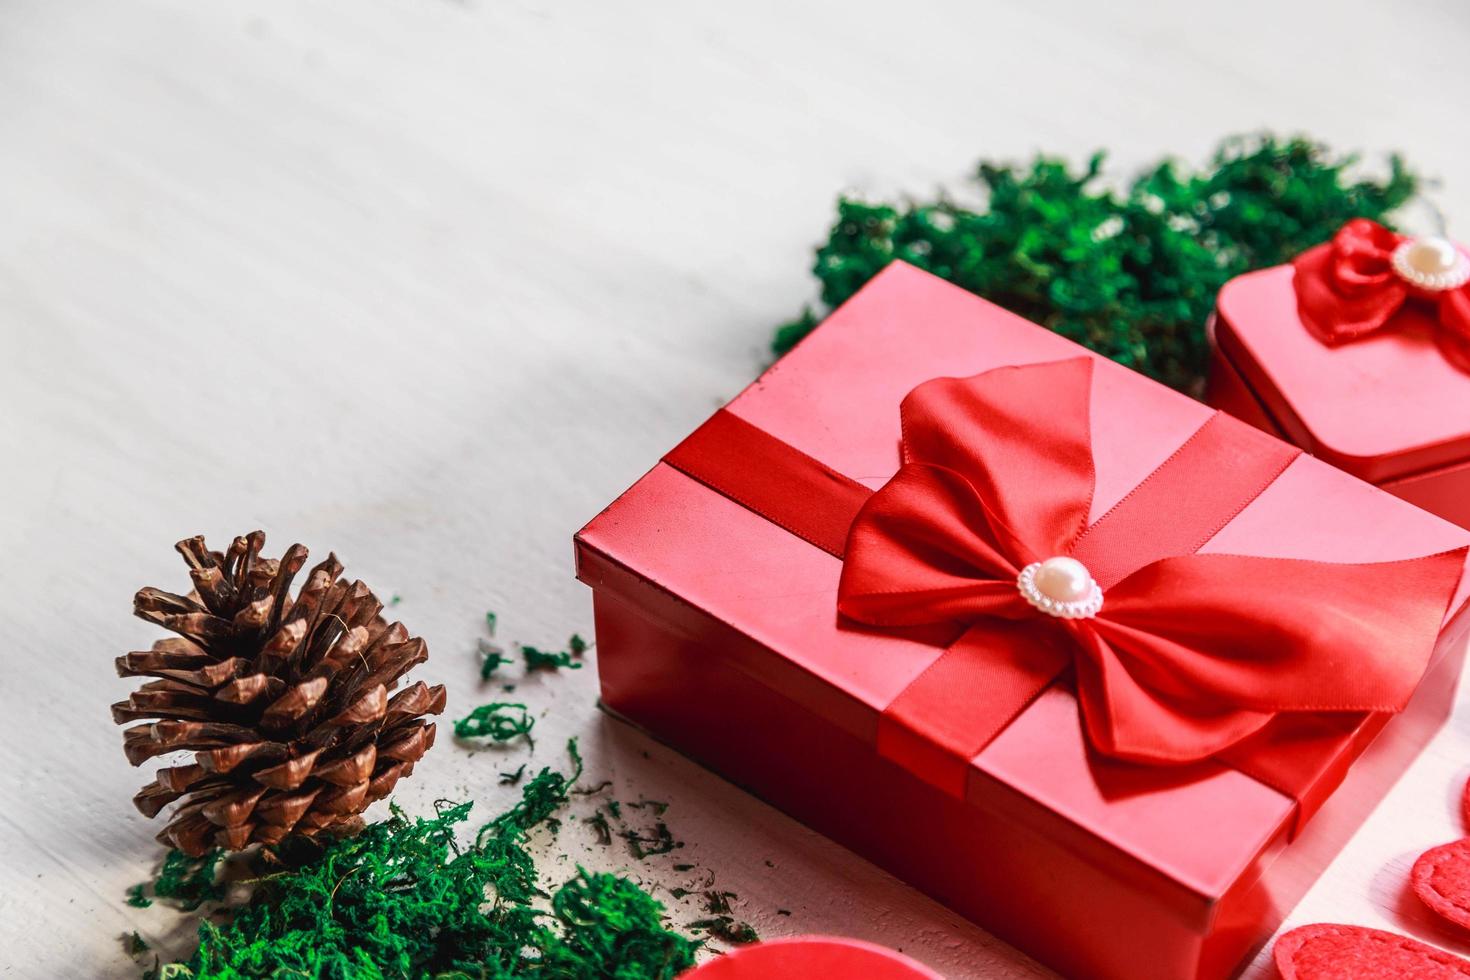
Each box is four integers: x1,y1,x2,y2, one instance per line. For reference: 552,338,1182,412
581,799,683,862
508,740,586,835
775,134,1419,392
455,702,535,748
477,612,508,679
153,850,225,911
622,821,679,860
123,932,150,955
147,742,698,979
499,764,527,786
703,892,736,917
480,617,586,677
689,918,759,946
480,641,511,681
127,850,224,913
587,810,615,847
627,800,668,817
522,645,583,672
661,886,760,946
572,780,613,797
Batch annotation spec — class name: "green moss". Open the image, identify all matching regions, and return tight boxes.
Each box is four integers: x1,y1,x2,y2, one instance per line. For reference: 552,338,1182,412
455,702,535,748
702,892,735,916
689,918,758,946
539,871,699,978
153,850,225,911
775,134,1418,392
586,810,614,847
618,808,679,860
126,851,224,913
480,642,511,681
147,742,698,979
522,645,583,672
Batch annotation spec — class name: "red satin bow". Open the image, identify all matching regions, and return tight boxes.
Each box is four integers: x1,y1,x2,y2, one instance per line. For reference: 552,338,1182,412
1294,218,1470,372
837,357,1465,764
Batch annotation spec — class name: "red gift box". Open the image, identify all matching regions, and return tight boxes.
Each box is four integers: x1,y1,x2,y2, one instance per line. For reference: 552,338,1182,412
576,262,1470,979
1207,224,1470,530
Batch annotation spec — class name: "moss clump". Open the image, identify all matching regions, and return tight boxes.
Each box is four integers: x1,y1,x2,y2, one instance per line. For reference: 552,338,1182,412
775,134,1419,392
146,742,698,979
127,850,225,912
521,646,582,672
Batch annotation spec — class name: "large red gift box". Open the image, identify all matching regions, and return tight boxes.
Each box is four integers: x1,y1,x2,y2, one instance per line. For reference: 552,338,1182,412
1208,222,1470,530
576,262,1470,979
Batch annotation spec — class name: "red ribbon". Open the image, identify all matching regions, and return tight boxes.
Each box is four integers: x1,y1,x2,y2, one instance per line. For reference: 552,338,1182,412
663,356,1466,822
1294,218,1470,372
838,357,1465,773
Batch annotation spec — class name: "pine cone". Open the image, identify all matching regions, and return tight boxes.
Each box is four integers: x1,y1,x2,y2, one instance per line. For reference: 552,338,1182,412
113,531,446,856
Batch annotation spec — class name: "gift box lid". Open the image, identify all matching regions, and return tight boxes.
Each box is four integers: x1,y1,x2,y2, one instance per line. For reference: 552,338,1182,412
578,261,1470,908
1214,250,1470,484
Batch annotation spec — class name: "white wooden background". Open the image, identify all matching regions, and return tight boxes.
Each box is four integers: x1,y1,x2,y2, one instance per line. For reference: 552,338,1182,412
2,1,1470,977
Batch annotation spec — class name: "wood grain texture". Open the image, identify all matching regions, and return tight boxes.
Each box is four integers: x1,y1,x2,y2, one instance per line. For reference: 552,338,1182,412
1,1,1469,976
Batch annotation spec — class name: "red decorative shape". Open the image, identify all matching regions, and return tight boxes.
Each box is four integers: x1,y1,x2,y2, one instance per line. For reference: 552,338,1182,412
1461,775,1470,833
1415,839,1470,930
838,357,1467,773
1293,219,1470,372
679,936,943,980
1275,924,1470,979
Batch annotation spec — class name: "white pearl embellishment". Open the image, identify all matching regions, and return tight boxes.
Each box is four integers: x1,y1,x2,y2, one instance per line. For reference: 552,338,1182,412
1018,556,1103,619
1392,236,1470,292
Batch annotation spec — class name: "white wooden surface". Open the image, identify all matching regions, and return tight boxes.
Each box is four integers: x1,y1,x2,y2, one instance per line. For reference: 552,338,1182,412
3,1,1470,976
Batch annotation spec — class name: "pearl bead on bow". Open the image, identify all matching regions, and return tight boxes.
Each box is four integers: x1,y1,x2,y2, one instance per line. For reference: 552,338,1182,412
1017,556,1103,620
1392,236,1470,292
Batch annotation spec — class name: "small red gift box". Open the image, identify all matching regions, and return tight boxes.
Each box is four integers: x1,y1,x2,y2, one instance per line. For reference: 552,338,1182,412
1208,221,1470,530
576,262,1470,979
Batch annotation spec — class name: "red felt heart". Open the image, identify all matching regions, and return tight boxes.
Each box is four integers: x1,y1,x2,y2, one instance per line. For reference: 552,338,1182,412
1460,774,1470,832
1275,924,1470,979
1415,839,1470,931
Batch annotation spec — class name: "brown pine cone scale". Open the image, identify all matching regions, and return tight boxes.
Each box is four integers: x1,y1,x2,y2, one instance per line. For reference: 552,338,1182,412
113,531,445,856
